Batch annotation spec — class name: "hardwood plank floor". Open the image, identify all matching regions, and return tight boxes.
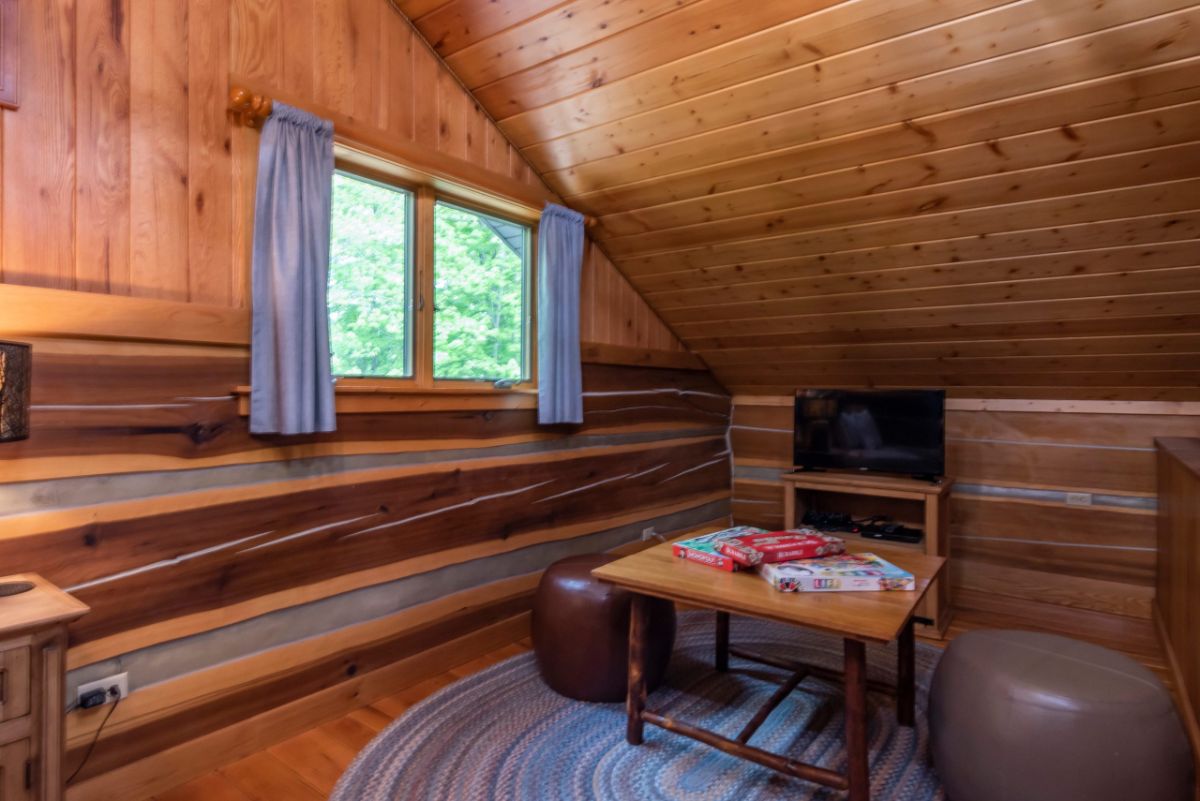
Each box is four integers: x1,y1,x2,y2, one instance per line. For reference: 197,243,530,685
150,639,536,801
150,615,1170,801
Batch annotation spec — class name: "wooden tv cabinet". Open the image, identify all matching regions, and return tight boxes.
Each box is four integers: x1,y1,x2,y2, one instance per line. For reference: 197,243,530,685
781,471,953,637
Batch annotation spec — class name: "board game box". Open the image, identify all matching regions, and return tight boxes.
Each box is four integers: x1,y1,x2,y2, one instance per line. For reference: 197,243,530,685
671,526,769,571
759,552,916,592
716,528,845,566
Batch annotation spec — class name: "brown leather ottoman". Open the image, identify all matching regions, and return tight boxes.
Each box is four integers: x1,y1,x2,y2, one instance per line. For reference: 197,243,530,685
532,553,676,702
930,629,1192,801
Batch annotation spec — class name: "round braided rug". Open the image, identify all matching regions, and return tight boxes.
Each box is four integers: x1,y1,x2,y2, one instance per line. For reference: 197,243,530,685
331,611,945,801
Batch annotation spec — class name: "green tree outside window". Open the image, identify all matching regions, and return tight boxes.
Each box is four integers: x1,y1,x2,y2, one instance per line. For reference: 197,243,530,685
328,172,412,378
433,202,529,382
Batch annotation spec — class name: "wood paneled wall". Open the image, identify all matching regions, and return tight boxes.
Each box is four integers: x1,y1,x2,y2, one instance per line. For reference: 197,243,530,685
731,396,1200,667
399,0,1200,398
0,0,684,354
0,311,728,801
0,1,711,797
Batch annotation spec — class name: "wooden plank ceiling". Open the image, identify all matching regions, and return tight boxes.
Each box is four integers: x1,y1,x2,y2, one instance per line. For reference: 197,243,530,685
397,0,1200,399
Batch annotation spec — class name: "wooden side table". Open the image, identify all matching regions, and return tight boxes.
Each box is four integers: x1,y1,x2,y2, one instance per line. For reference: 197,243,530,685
0,575,89,801
781,471,953,637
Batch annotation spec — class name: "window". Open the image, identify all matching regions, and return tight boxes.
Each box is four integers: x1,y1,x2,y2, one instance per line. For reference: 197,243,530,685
326,161,536,391
433,202,531,382
328,171,413,378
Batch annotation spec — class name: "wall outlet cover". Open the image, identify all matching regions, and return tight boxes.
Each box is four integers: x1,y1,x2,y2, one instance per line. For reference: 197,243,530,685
1065,492,1093,506
76,672,129,707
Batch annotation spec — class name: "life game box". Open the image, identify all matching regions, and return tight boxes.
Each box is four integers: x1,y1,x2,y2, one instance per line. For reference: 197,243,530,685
671,526,769,571
759,553,916,593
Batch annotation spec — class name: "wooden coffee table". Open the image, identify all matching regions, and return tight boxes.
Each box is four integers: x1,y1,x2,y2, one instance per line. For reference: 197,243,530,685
593,542,946,801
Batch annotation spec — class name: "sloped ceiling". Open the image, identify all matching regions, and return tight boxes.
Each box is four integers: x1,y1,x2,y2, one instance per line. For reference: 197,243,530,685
396,0,1200,399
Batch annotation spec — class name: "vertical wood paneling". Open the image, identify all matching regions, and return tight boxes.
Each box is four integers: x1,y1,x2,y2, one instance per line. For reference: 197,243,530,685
1,0,76,289
281,0,316,100
580,241,687,353
0,0,690,350
313,0,353,118
437,69,467,160
411,43,440,149
230,0,282,84
129,0,190,301
349,0,383,128
187,0,234,306
383,12,415,140
467,101,487,165
230,125,257,309
74,0,131,295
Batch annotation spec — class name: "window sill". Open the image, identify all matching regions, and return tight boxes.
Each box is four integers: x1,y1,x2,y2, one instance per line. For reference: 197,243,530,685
232,382,537,415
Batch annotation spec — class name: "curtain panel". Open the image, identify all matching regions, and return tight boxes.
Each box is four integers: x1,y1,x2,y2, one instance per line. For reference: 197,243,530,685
537,203,586,425
249,102,337,435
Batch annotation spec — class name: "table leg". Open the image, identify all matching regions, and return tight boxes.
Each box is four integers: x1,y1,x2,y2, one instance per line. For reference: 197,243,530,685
715,611,730,672
627,593,649,745
897,618,915,728
844,638,870,801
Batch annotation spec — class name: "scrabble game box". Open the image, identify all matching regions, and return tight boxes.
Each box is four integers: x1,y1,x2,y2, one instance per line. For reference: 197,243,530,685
671,526,769,571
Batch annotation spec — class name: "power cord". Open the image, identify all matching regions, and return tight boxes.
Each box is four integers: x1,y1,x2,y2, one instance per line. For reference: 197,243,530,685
66,687,121,786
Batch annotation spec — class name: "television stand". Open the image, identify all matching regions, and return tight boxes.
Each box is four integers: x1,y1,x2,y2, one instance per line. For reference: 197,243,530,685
781,470,953,637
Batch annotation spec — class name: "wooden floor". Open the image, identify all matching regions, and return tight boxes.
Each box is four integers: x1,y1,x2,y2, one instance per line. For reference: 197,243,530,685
148,611,1171,801
151,639,536,801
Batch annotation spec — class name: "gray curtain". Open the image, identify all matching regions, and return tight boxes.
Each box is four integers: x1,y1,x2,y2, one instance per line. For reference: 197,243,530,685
249,102,337,435
537,203,586,425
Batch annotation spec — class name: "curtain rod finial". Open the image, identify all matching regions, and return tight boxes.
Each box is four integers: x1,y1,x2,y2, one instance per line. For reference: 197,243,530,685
228,85,273,129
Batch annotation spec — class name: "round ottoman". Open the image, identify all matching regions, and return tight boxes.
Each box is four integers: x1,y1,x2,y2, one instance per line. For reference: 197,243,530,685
930,629,1192,801
532,554,676,702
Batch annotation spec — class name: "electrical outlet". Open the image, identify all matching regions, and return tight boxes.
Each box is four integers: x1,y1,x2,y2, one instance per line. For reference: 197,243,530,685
1065,492,1093,507
642,526,659,541
76,672,129,708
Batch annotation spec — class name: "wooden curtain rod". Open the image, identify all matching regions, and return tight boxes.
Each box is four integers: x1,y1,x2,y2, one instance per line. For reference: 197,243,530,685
226,84,597,228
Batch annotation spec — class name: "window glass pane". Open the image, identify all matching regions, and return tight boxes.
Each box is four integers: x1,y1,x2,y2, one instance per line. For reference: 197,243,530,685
433,202,530,381
327,171,412,378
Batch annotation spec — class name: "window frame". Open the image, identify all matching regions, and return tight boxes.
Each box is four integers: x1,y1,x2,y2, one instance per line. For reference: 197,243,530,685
430,196,536,387
327,167,416,381
330,151,538,396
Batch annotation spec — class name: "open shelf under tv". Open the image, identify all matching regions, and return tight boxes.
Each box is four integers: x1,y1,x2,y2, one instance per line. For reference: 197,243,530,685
781,469,953,637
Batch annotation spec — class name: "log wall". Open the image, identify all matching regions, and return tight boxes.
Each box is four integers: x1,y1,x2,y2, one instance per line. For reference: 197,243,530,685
0,308,729,800
731,395,1200,667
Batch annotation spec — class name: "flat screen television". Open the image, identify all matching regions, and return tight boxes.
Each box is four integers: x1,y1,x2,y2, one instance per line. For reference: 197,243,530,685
793,389,945,479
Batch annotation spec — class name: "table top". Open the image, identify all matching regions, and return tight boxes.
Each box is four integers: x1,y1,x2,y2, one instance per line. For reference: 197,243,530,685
0,573,90,638
593,542,945,644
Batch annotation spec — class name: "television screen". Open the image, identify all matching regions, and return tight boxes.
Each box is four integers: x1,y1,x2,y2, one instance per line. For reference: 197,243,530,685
793,389,945,478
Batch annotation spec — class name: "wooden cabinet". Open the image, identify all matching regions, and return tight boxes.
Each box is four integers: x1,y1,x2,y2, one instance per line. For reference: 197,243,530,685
1,738,32,801
781,471,953,637
0,576,87,801
0,647,31,723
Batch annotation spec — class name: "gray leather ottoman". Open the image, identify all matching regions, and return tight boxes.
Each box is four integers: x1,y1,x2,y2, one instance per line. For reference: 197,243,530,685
929,629,1192,801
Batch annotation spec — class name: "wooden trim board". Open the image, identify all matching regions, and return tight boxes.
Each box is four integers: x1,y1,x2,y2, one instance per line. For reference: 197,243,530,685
0,282,698,372
1154,602,1200,771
